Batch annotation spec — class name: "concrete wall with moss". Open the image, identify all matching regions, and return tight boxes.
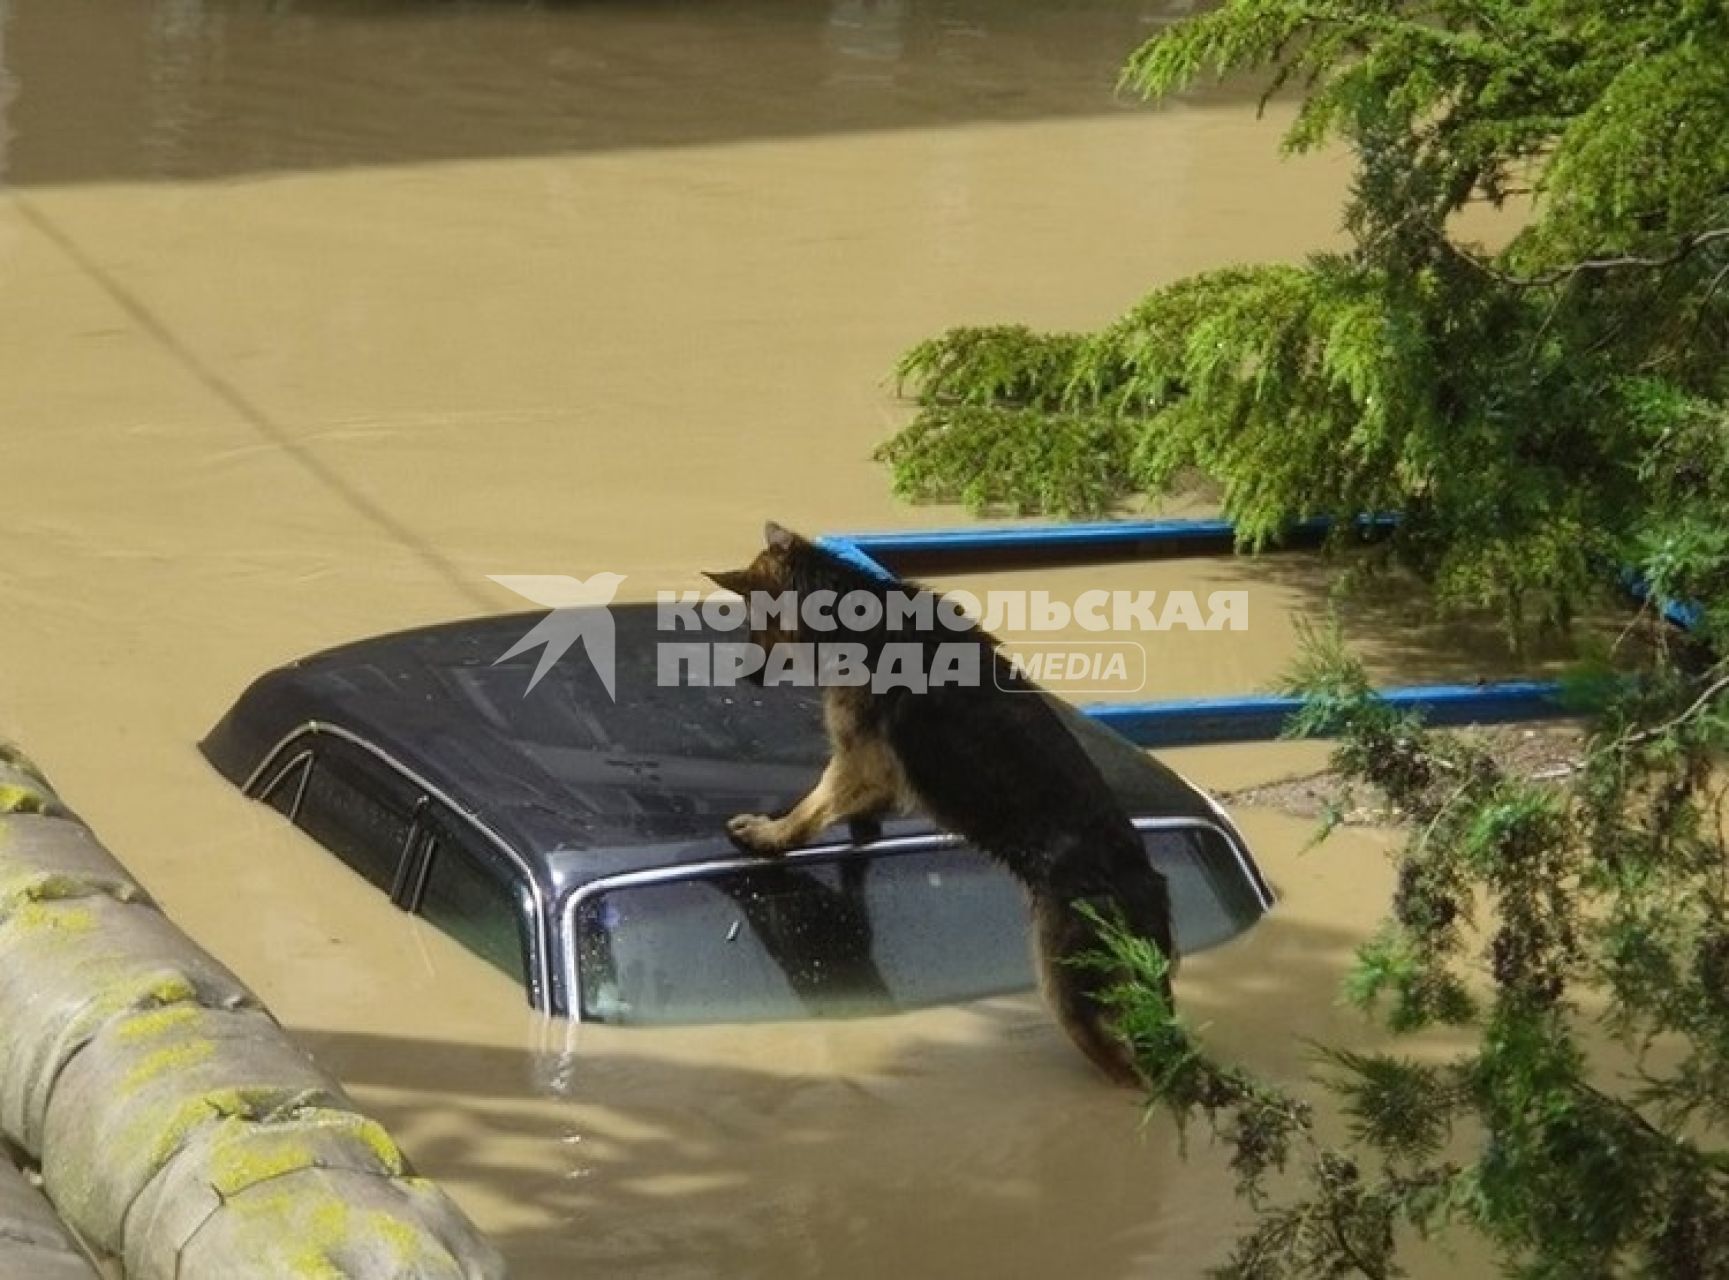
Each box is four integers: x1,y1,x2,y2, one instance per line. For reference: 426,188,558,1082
0,745,507,1278
0,1148,99,1277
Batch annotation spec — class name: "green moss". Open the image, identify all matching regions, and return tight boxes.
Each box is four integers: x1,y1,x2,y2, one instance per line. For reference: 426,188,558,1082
0,783,52,815
122,1038,216,1092
289,1256,346,1280
55,976,197,1045
366,1208,434,1265
300,1194,351,1240
2,899,96,934
281,1108,405,1176
143,975,199,1006
114,1002,203,1043
203,1110,404,1194
127,1087,288,1183
278,1205,351,1280
0,870,97,909
344,1115,405,1173
234,1187,353,1276
203,1167,461,1274
207,1126,317,1195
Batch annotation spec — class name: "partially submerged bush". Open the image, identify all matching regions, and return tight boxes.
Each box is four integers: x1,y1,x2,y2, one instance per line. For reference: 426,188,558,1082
1096,635,1729,1277
887,5,1729,1270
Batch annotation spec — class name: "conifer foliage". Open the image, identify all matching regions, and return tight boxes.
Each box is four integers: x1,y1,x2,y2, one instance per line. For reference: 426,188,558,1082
883,3,1729,1272
883,0,1729,642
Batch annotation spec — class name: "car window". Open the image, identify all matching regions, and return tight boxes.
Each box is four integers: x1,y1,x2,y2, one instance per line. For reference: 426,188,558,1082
572,846,1029,1024
418,834,529,984
1144,823,1268,953
292,744,417,893
569,822,1267,1025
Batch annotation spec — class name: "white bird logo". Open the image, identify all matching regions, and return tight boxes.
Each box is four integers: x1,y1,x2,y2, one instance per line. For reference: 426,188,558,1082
486,573,628,699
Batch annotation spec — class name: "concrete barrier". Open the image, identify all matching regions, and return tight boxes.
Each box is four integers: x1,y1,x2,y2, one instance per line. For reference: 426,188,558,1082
0,1153,98,1278
0,744,507,1278
0,888,255,1154
0,750,70,818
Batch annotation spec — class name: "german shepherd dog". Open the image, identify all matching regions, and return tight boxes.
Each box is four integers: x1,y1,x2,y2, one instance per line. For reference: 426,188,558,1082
705,523,1175,1085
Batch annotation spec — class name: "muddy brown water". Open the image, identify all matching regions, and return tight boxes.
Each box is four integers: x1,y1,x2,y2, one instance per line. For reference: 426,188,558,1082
0,2,1533,1275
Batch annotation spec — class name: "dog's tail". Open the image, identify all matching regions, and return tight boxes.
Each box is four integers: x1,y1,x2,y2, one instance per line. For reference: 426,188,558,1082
1031,863,1176,1088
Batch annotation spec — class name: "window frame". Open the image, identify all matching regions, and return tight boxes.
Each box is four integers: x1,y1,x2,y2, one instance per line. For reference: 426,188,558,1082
558,814,1269,1025
402,808,535,987
241,723,553,1008
255,736,420,895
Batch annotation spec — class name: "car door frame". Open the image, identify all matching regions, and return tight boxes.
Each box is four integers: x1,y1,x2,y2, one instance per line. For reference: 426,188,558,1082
397,803,539,993
243,722,555,1010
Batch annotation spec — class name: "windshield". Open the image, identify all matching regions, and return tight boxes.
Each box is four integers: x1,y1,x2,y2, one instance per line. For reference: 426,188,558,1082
569,822,1266,1025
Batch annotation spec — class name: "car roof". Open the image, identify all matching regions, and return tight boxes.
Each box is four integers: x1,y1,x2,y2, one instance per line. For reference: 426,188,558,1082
201,603,1259,906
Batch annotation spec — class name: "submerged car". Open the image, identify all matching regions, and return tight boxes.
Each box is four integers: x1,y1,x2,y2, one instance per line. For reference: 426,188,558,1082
202,604,1273,1023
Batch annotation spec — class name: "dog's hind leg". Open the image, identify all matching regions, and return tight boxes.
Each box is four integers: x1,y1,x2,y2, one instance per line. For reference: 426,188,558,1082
1029,850,1177,1087
727,739,903,855
1030,893,1146,1087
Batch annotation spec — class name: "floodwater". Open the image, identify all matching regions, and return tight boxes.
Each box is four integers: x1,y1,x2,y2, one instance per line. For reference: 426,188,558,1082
0,2,1524,1275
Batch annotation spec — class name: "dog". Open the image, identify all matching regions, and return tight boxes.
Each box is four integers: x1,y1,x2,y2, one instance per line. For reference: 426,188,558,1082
704,522,1176,1086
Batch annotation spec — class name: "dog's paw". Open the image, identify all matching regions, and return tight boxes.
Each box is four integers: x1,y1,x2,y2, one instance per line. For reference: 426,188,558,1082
726,813,789,856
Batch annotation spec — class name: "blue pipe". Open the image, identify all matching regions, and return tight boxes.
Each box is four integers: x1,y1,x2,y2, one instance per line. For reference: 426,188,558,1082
827,513,1398,563
814,536,899,583
1617,567,1706,632
1084,680,1567,749
838,516,1244,554
818,515,1708,746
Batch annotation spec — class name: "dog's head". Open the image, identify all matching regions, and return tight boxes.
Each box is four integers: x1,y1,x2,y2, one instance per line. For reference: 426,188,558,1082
704,521,809,654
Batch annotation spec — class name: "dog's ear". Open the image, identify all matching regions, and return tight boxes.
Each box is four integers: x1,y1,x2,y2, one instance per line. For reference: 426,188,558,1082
703,568,755,596
764,521,799,551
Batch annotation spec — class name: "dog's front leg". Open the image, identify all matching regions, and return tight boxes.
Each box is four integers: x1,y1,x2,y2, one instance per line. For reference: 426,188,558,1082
727,748,898,856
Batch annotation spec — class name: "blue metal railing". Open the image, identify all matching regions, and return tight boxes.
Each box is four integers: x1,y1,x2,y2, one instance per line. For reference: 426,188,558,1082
824,513,1400,577
1085,681,1568,748
817,517,1573,747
